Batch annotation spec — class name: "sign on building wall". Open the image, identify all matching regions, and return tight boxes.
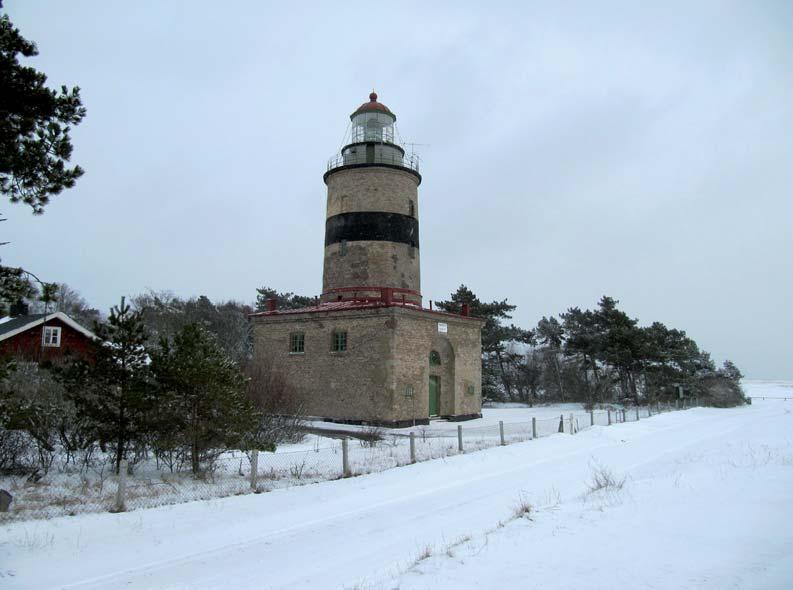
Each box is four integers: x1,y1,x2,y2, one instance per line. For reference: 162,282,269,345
437,322,448,334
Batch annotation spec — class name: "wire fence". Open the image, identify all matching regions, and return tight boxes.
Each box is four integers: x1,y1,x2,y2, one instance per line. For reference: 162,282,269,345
0,399,699,523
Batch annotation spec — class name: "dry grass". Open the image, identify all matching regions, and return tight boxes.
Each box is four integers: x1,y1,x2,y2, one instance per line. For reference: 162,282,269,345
357,426,384,448
512,494,533,519
587,465,625,494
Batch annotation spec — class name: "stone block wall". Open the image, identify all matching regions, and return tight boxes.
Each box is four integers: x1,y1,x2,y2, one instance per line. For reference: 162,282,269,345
323,167,421,300
326,167,418,217
252,306,483,426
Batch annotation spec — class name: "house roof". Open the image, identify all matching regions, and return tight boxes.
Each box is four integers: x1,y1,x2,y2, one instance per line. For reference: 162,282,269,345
0,312,97,342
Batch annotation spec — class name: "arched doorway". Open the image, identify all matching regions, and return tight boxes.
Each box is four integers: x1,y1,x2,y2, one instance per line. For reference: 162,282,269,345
428,337,455,418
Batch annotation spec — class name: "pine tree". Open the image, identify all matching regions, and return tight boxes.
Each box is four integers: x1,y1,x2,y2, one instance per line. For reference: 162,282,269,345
255,286,318,311
721,360,743,382
536,316,566,401
560,306,603,404
150,323,257,475
594,296,644,401
435,285,534,400
57,297,151,473
0,14,86,213
0,263,34,316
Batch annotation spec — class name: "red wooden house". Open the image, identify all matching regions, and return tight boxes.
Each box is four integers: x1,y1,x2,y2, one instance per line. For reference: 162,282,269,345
0,312,97,363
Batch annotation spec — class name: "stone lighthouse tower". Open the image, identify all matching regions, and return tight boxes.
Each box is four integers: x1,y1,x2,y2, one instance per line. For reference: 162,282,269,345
252,92,484,427
322,92,422,306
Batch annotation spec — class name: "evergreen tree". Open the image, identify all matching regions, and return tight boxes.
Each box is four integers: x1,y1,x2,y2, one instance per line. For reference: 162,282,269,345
560,306,604,404
721,360,743,382
56,297,151,473
594,296,644,401
536,316,566,401
255,286,318,311
150,323,257,475
0,263,34,316
435,285,534,400
37,281,58,314
0,13,85,214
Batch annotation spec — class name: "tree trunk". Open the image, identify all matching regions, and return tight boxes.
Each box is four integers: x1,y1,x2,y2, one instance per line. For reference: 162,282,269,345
495,350,513,400
553,351,565,401
115,396,125,475
190,402,200,475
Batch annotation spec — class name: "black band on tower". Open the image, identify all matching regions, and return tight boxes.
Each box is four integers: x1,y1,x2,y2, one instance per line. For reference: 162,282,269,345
325,212,419,248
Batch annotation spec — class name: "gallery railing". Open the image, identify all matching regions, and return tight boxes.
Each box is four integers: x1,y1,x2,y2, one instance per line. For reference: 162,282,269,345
326,151,420,174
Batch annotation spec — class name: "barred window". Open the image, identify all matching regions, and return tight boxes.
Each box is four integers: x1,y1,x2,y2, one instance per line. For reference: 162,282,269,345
332,330,347,352
290,333,305,354
404,385,414,397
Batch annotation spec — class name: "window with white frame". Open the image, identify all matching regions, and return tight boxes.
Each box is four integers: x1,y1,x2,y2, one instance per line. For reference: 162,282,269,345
42,326,62,347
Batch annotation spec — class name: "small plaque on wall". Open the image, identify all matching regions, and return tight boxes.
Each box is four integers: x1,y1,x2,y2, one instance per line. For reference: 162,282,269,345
438,322,448,333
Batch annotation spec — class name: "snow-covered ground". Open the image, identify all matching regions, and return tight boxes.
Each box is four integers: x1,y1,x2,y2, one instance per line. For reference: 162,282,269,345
306,402,595,435
1,380,790,589
0,403,622,522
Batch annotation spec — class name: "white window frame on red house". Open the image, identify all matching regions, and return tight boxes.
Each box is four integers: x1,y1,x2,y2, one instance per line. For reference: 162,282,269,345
42,326,62,347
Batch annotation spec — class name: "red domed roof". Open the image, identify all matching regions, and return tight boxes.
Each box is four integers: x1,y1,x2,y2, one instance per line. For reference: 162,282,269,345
350,92,395,120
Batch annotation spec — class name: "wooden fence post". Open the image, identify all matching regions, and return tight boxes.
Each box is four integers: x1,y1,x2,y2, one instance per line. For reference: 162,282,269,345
607,409,612,425
114,459,128,512
249,450,258,490
342,438,350,477
590,410,594,426
558,414,564,433
635,406,640,421
410,432,416,463
532,417,537,439
499,421,505,446
457,425,463,453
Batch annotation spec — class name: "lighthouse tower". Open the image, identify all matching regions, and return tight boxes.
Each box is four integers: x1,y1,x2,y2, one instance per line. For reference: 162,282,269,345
321,92,422,305
252,92,484,427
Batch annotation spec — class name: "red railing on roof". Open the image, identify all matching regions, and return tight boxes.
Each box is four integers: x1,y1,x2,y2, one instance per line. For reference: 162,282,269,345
322,286,421,306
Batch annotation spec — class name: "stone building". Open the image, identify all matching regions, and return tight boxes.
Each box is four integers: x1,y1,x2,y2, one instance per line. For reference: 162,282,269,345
251,93,484,427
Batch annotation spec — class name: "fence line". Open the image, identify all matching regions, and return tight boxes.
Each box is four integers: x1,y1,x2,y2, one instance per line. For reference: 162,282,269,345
0,400,699,523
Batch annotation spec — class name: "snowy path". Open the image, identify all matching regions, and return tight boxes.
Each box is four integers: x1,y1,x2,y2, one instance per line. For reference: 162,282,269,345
2,400,791,589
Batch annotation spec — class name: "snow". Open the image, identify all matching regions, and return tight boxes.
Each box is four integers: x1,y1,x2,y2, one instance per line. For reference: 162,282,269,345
0,404,607,521
307,402,596,435
1,381,790,589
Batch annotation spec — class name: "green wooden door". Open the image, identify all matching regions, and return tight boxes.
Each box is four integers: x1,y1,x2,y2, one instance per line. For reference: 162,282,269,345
429,375,440,417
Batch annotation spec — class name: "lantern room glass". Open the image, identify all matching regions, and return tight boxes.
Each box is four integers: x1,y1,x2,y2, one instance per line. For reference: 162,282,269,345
351,112,395,144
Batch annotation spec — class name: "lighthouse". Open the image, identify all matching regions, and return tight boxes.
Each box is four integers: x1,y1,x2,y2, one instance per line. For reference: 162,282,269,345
252,93,484,427
322,92,422,305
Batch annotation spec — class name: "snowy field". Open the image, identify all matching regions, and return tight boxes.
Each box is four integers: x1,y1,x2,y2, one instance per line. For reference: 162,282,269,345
0,402,633,522
0,380,790,589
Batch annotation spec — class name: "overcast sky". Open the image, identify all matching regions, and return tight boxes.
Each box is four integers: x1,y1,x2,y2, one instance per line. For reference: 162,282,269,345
4,1,792,379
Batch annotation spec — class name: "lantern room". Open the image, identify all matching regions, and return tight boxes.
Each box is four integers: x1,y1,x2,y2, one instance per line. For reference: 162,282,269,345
350,92,395,143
